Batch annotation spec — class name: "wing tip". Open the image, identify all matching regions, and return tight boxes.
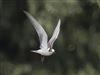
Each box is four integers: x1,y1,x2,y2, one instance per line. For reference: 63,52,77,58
23,10,30,16
59,18,61,21
23,10,26,13
57,18,61,27
58,18,61,24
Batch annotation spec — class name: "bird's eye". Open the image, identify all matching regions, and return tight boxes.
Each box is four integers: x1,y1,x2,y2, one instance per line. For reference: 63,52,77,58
49,49,52,52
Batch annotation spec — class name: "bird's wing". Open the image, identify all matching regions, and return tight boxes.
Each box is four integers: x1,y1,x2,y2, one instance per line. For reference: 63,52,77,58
48,19,61,48
24,11,48,49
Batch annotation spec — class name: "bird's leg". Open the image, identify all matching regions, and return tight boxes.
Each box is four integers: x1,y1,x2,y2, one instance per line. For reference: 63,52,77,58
41,55,45,63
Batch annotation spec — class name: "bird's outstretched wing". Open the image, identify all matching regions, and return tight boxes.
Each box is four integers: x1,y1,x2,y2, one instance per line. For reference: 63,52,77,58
48,19,61,48
24,11,48,49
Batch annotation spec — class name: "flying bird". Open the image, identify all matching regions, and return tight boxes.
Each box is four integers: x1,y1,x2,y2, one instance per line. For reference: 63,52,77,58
24,11,61,62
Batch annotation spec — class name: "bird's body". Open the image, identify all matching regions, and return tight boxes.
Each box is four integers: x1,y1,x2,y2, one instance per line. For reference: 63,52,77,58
24,11,61,62
31,48,55,56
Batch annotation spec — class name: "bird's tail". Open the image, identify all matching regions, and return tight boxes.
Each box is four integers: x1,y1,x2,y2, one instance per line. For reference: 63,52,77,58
30,50,38,53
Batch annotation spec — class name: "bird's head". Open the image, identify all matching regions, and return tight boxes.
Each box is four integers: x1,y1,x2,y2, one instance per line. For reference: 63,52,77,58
49,48,55,53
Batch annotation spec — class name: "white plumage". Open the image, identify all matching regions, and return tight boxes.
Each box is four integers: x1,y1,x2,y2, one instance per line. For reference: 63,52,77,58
24,11,61,62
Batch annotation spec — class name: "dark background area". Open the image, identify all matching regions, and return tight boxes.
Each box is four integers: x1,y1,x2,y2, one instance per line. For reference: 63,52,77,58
0,0,100,75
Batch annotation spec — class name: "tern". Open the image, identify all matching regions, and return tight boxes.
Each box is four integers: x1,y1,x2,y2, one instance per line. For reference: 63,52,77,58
24,11,61,62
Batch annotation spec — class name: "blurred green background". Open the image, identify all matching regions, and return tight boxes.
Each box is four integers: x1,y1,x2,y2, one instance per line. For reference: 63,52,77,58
0,0,100,75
